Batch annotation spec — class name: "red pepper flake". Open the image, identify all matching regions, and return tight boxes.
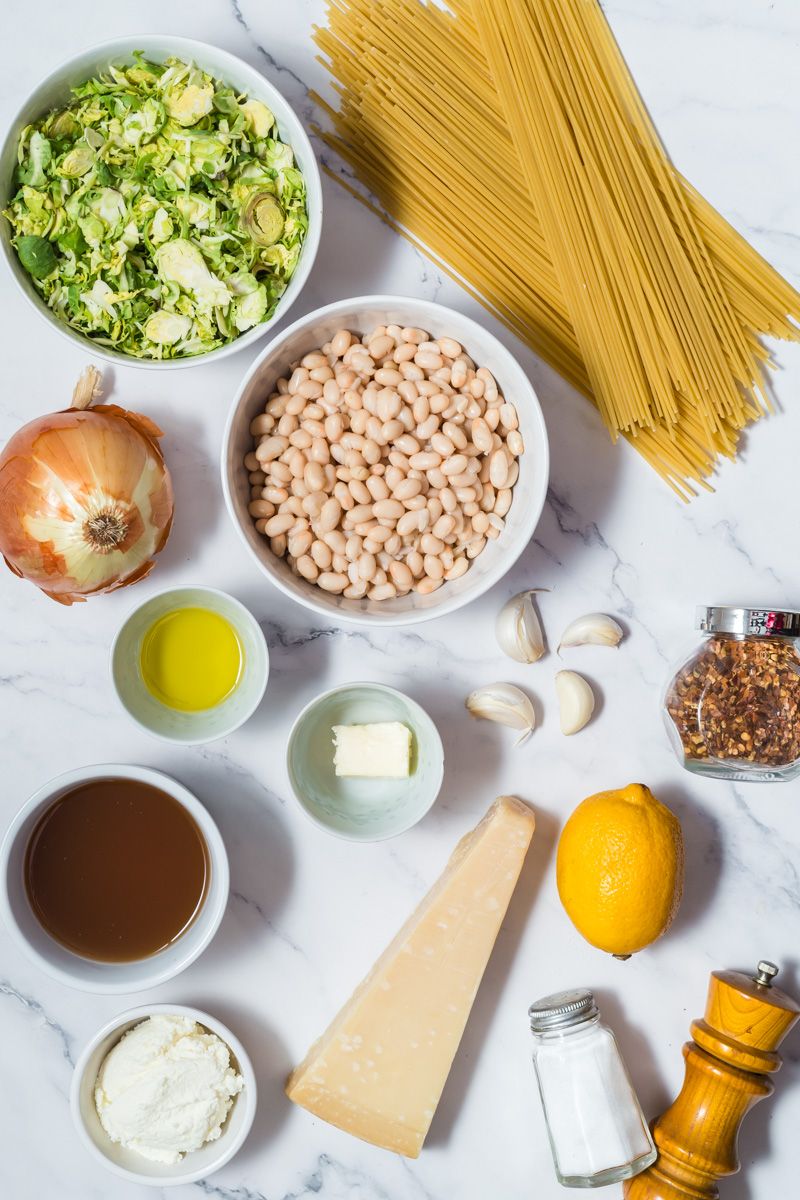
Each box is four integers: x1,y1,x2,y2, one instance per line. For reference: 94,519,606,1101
666,636,800,767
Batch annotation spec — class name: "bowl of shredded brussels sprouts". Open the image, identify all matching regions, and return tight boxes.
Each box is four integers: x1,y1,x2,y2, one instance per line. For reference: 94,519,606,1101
0,37,321,367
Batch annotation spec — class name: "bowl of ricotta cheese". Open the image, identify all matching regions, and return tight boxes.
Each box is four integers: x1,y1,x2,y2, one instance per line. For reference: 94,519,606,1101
70,1005,257,1186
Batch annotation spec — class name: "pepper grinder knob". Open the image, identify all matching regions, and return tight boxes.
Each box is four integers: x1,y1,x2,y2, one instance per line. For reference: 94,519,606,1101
753,960,779,987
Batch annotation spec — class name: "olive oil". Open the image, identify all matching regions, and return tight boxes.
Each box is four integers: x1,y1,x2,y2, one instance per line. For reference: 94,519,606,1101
140,606,243,712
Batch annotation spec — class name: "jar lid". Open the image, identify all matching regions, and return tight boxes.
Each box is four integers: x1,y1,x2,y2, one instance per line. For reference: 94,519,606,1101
696,606,800,638
528,988,598,1032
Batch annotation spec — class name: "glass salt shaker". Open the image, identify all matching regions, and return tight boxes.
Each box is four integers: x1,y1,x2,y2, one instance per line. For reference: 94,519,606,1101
529,989,656,1188
663,606,800,782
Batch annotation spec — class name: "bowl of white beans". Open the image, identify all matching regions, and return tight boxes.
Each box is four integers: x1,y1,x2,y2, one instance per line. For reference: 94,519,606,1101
221,296,549,625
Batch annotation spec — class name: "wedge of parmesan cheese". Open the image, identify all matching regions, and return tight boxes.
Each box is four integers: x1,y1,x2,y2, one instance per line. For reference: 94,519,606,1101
286,795,536,1157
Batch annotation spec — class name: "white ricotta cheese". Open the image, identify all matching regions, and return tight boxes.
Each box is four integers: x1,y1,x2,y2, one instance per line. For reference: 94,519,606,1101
94,1014,243,1164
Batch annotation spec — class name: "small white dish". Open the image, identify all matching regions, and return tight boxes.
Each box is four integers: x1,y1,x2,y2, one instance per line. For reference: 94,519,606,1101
221,295,550,626
0,36,322,369
71,1003,257,1187
111,586,269,744
0,764,229,993
287,682,444,841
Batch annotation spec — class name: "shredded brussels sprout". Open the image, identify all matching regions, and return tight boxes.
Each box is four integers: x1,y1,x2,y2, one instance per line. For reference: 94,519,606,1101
4,54,309,360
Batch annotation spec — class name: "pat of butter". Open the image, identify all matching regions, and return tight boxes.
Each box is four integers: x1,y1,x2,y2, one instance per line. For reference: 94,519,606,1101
332,722,412,778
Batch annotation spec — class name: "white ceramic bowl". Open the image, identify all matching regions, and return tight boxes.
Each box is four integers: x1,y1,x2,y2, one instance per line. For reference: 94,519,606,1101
0,764,229,992
222,296,549,625
0,36,322,369
71,1003,257,1187
111,585,269,744
287,682,444,840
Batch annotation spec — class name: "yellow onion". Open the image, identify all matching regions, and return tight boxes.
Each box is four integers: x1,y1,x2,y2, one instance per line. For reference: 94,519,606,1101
0,367,173,604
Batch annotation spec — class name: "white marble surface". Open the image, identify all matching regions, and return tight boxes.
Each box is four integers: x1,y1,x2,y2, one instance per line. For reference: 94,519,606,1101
2,2,800,1197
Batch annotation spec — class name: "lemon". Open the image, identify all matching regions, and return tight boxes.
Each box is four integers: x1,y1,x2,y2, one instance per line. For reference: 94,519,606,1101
556,783,684,957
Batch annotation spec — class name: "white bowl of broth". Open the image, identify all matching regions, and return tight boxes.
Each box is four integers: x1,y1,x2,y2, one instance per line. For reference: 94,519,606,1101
0,764,228,992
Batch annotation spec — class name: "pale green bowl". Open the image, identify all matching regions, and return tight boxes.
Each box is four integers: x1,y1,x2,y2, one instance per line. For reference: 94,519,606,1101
287,683,444,841
111,586,269,744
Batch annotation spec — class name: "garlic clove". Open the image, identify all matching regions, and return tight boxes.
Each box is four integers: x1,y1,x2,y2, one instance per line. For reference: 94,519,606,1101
466,683,536,746
558,613,623,652
555,670,595,735
496,589,547,663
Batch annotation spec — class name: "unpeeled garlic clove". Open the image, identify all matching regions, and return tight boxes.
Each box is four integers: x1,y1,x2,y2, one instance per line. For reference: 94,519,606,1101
558,613,623,652
496,589,546,663
466,683,536,746
555,670,595,735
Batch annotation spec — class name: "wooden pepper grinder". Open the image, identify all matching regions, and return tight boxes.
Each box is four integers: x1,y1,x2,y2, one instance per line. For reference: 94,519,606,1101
624,961,799,1200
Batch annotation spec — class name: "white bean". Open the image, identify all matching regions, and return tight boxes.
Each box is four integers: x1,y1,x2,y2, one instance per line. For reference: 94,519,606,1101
430,432,455,458
366,474,390,501
489,448,510,489
389,560,413,589
440,486,457,513
296,554,318,581
394,477,421,501
256,435,289,463
406,550,425,577
415,350,443,370
250,414,275,437
346,503,374,525
415,576,443,595
438,337,462,359
318,572,348,593
334,481,355,510
265,513,295,537
369,582,397,600
375,367,403,387
424,554,444,580
349,478,372,505
358,552,377,581
288,530,313,558
310,540,332,569
368,335,394,361
373,498,405,520
495,488,513,517
409,451,441,471
442,421,468,449
248,499,274,518
331,329,352,357
441,453,469,477
395,433,420,456
397,511,420,536
318,497,342,532
445,556,469,580
421,533,445,555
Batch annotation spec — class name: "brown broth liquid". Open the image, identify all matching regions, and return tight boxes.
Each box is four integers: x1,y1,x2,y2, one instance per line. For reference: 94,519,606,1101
24,778,209,962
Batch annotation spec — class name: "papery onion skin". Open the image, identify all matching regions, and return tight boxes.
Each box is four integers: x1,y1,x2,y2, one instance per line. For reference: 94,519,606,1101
0,403,173,604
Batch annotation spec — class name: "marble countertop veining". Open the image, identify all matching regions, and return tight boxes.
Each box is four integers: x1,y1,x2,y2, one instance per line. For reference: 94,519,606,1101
1,2,800,1198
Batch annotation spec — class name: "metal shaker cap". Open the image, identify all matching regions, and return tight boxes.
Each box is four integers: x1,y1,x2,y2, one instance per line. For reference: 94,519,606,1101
696,606,800,638
529,988,599,1032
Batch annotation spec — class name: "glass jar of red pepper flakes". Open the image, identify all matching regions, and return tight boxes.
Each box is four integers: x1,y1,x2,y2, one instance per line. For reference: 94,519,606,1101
663,607,800,782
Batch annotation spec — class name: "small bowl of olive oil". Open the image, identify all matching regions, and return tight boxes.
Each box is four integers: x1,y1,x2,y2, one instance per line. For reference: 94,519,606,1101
111,587,269,743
